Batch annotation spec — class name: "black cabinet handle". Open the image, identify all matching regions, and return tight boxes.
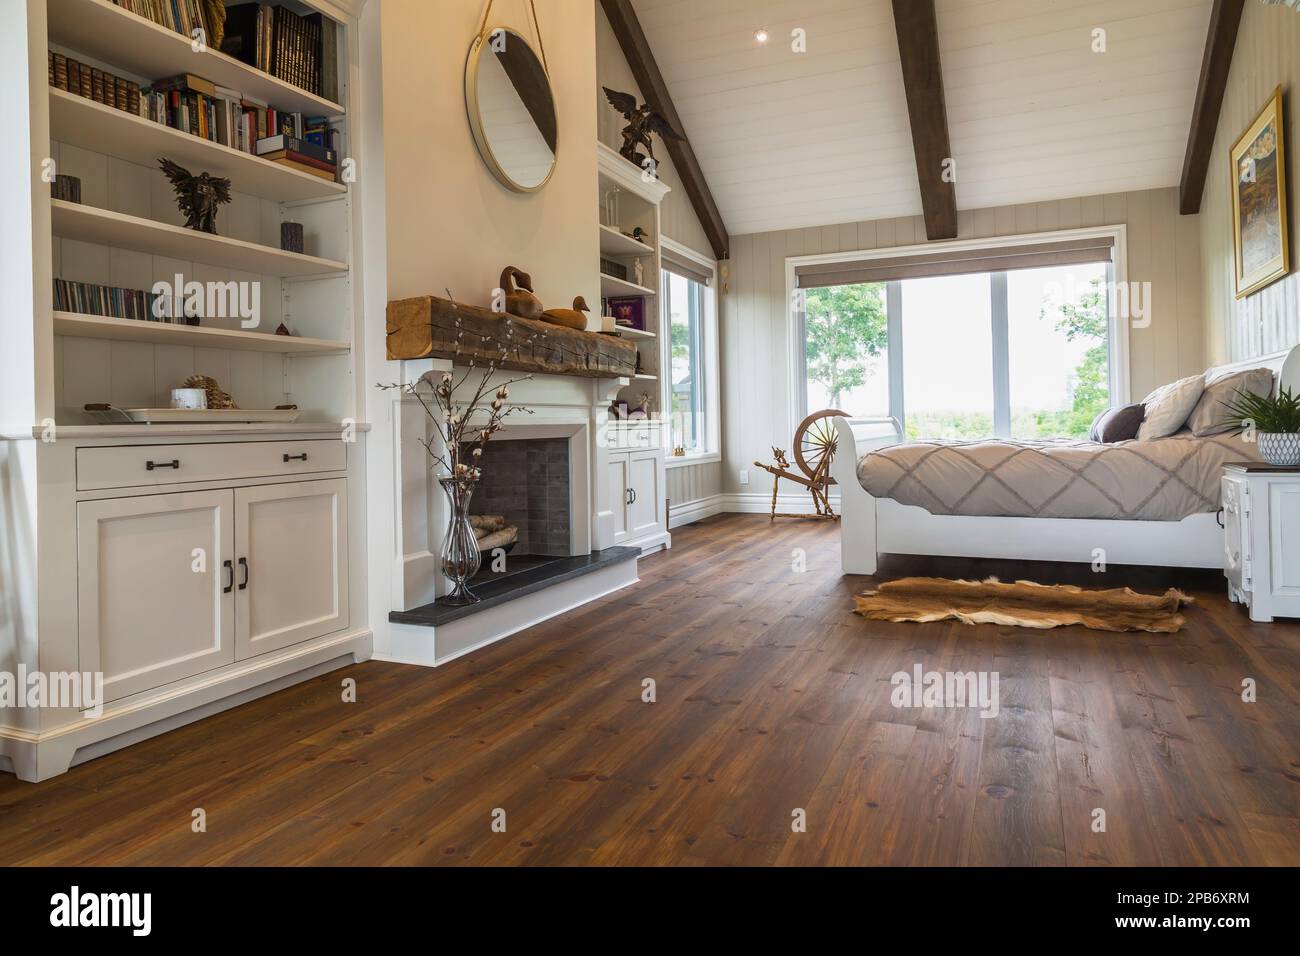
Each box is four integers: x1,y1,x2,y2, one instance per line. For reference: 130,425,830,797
238,557,249,590
223,559,233,594
283,453,308,462
1216,508,1225,528
146,459,180,471
625,488,633,505
629,488,637,504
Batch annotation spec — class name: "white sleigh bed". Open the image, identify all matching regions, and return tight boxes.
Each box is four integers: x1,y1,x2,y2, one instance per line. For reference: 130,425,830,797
831,346,1300,574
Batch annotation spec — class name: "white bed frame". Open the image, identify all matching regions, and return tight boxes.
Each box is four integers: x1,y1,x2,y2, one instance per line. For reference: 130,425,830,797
831,347,1300,574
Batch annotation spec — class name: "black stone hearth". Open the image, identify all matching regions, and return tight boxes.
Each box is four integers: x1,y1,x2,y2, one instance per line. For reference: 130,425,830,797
389,547,640,628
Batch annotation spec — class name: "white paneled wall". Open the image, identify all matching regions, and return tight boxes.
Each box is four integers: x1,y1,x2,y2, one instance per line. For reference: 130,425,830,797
1199,0,1300,364
667,461,721,514
721,188,1204,496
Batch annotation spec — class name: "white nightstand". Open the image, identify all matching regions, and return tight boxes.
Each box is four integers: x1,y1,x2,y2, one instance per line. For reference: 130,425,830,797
1222,463,1300,622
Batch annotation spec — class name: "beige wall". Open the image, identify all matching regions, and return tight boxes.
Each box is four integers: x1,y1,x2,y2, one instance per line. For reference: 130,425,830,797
721,188,1204,495
1199,1,1300,365
594,2,721,510
382,0,597,312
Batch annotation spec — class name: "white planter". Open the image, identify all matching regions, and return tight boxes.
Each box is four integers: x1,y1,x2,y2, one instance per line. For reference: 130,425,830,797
1258,432,1300,466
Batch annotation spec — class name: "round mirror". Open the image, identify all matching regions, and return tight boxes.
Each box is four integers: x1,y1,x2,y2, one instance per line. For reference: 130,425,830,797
465,27,558,193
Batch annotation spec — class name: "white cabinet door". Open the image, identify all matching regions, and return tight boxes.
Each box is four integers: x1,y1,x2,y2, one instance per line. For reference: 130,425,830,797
1268,482,1300,597
235,479,348,661
77,490,235,703
607,453,630,544
628,450,662,538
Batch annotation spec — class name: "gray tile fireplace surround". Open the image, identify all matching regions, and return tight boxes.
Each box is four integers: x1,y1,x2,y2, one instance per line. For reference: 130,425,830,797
466,437,571,556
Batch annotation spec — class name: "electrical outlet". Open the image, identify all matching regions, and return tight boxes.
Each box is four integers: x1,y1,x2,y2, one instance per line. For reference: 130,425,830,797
740,469,750,486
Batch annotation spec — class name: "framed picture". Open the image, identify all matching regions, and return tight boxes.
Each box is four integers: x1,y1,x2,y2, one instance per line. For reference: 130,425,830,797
1231,86,1291,298
606,295,646,331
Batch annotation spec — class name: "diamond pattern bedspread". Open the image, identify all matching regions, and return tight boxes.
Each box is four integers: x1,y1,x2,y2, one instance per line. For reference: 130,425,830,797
856,431,1261,520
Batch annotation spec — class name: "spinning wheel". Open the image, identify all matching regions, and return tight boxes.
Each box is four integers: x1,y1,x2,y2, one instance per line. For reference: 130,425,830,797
794,409,849,484
752,409,850,520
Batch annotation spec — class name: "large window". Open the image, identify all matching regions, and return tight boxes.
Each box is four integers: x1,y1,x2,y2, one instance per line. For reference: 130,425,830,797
662,255,717,458
796,237,1116,441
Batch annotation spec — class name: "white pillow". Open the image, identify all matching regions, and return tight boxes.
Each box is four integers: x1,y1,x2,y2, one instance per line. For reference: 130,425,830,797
1137,374,1206,440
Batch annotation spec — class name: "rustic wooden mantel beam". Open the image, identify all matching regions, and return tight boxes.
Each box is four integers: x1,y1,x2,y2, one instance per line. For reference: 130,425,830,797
386,295,640,379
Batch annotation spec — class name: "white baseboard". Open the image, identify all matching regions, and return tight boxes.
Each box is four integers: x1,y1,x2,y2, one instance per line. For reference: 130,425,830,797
668,494,725,528
721,491,842,516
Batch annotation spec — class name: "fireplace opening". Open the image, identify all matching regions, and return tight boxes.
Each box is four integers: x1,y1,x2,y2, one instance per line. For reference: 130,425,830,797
463,437,571,583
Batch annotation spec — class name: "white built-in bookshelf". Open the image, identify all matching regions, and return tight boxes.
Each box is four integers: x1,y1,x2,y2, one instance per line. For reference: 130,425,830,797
40,0,360,423
597,141,668,405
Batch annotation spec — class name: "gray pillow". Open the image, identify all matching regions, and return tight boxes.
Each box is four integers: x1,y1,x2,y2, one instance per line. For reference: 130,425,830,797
1187,367,1274,436
1137,374,1206,440
1089,403,1145,443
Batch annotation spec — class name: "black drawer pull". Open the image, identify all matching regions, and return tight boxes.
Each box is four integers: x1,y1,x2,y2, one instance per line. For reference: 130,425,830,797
146,459,180,471
1216,508,1225,528
283,453,309,462
222,559,234,594
238,557,249,590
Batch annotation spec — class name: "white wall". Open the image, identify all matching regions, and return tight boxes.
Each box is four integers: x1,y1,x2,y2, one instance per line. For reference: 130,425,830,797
721,188,1204,496
1199,0,1300,364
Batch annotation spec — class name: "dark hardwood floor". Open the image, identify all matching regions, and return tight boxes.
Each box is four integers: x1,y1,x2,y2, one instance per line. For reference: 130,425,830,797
1,514,1296,866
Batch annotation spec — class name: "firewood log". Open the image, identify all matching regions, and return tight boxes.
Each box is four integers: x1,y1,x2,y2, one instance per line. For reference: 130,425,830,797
476,526,519,552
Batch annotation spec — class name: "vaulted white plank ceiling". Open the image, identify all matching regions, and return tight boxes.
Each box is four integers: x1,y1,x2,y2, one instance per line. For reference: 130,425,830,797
629,0,1214,237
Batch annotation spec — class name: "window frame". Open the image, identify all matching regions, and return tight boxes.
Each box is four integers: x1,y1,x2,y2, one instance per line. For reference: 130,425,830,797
786,225,1130,440
661,237,721,467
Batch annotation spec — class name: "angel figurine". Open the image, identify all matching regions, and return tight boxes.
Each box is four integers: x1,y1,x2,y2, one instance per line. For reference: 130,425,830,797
158,158,232,234
601,87,685,169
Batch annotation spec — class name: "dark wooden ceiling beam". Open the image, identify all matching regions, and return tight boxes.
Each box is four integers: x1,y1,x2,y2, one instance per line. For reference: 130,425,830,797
600,0,729,260
890,0,957,241
1179,0,1246,215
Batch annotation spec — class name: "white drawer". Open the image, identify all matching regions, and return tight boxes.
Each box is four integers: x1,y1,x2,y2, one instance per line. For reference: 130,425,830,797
77,440,347,491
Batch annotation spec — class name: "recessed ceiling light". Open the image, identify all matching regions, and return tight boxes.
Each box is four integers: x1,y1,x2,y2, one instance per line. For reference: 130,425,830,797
754,29,769,44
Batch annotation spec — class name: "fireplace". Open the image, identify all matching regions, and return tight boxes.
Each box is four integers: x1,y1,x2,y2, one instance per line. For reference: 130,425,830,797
385,369,640,662
464,436,573,582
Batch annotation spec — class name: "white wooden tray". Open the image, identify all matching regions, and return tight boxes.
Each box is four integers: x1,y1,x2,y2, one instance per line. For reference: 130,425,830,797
85,406,301,424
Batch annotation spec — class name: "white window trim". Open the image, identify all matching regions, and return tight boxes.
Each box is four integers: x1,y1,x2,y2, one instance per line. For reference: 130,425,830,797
660,236,720,465
784,224,1131,438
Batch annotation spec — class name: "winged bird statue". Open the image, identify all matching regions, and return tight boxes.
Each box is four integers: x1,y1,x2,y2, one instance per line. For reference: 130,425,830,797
601,87,685,170
158,158,232,234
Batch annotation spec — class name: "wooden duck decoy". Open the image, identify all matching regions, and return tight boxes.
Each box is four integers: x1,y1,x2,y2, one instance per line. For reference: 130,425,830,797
541,296,591,331
500,266,544,320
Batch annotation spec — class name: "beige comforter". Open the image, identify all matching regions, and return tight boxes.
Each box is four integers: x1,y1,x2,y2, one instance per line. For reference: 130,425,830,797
856,430,1261,520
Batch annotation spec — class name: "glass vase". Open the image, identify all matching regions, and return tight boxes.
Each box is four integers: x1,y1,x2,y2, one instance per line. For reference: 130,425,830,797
438,474,482,605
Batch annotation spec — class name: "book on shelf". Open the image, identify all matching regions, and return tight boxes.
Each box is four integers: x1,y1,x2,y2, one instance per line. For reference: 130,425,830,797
108,0,221,45
53,278,185,324
130,72,326,161
49,52,142,116
220,4,339,102
265,156,337,181
255,135,335,165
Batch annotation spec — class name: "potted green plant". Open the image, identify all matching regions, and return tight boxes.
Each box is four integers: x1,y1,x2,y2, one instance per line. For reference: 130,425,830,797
1222,386,1300,466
